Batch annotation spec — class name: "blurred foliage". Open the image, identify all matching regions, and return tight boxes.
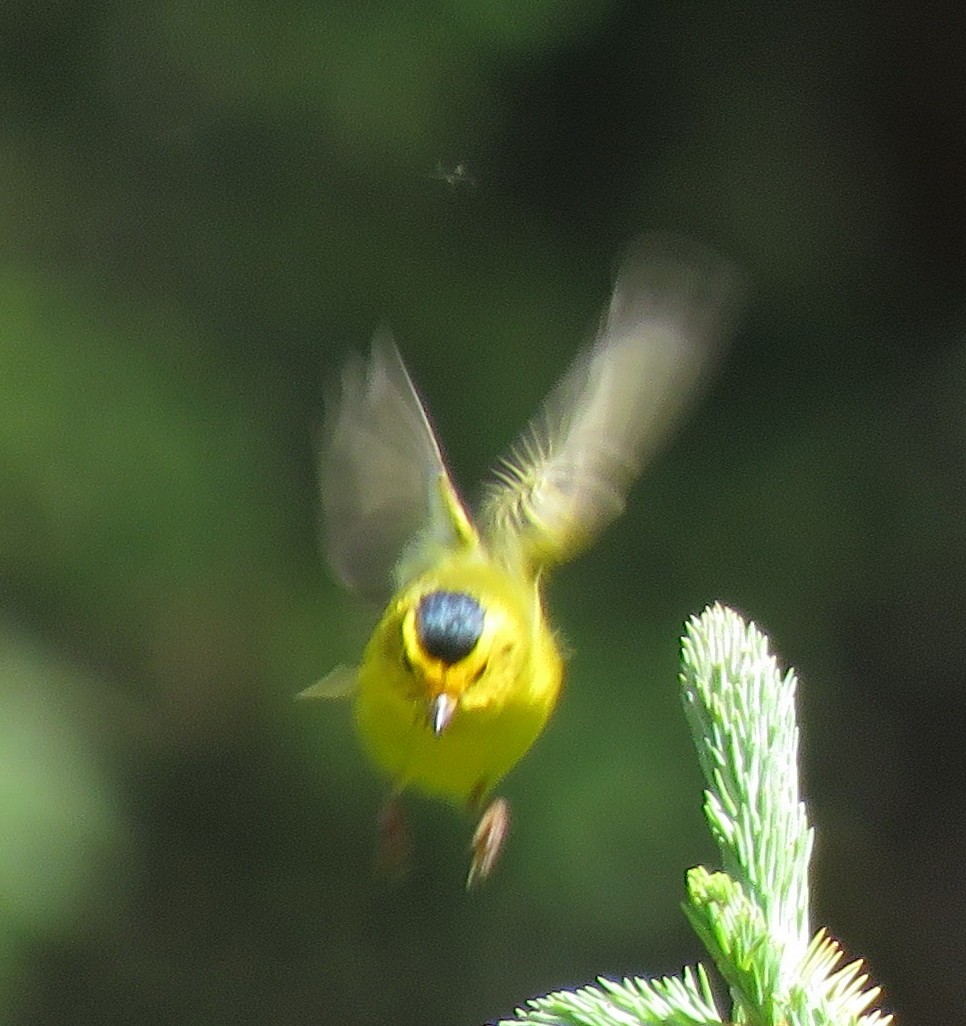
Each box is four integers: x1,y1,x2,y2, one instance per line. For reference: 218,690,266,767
0,1,964,1024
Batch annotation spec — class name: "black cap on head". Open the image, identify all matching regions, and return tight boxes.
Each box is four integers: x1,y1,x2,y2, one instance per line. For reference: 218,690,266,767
416,591,484,664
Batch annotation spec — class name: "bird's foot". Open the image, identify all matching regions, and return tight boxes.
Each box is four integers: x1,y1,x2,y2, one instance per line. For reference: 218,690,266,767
467,796,510,889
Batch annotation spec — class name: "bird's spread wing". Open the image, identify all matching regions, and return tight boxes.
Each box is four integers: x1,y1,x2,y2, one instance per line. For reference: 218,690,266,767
480,234,742,571
320,330,476,604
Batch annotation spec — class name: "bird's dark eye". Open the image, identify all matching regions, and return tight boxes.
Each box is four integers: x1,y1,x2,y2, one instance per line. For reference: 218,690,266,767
416,591,484,664
470,660,488,684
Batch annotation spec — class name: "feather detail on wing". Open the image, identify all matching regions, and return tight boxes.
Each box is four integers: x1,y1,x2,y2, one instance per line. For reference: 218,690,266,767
480,234,742,571
320,330,477,604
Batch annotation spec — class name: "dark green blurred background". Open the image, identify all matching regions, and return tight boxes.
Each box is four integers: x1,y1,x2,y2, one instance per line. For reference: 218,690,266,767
1,2,964,1024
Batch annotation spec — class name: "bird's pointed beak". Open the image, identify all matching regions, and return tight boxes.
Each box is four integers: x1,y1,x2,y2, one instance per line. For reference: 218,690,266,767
430,692,458,737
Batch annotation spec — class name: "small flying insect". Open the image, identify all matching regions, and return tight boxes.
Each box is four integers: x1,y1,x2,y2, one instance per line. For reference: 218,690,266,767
427,160,477,190
302,235,740,886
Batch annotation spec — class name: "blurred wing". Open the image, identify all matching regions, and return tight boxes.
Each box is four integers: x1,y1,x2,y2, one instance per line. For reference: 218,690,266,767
320,331,476,604
297,665,357,700
481,234,742,570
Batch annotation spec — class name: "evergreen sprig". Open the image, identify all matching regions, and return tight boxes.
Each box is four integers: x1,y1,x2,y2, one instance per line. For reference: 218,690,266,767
494,603,892,1026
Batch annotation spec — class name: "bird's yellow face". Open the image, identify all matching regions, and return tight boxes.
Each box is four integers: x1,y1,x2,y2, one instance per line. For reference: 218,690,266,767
398,587,506,734
354,553,561,803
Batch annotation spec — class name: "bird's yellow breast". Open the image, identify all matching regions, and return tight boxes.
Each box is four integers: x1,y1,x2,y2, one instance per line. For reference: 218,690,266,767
353,550,563,803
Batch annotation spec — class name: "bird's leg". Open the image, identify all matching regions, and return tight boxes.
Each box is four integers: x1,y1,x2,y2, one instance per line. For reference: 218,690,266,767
374,793,412,881
466,788,510,889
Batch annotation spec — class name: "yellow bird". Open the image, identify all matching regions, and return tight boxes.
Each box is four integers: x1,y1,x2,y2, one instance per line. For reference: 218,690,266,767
303,235,739,886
